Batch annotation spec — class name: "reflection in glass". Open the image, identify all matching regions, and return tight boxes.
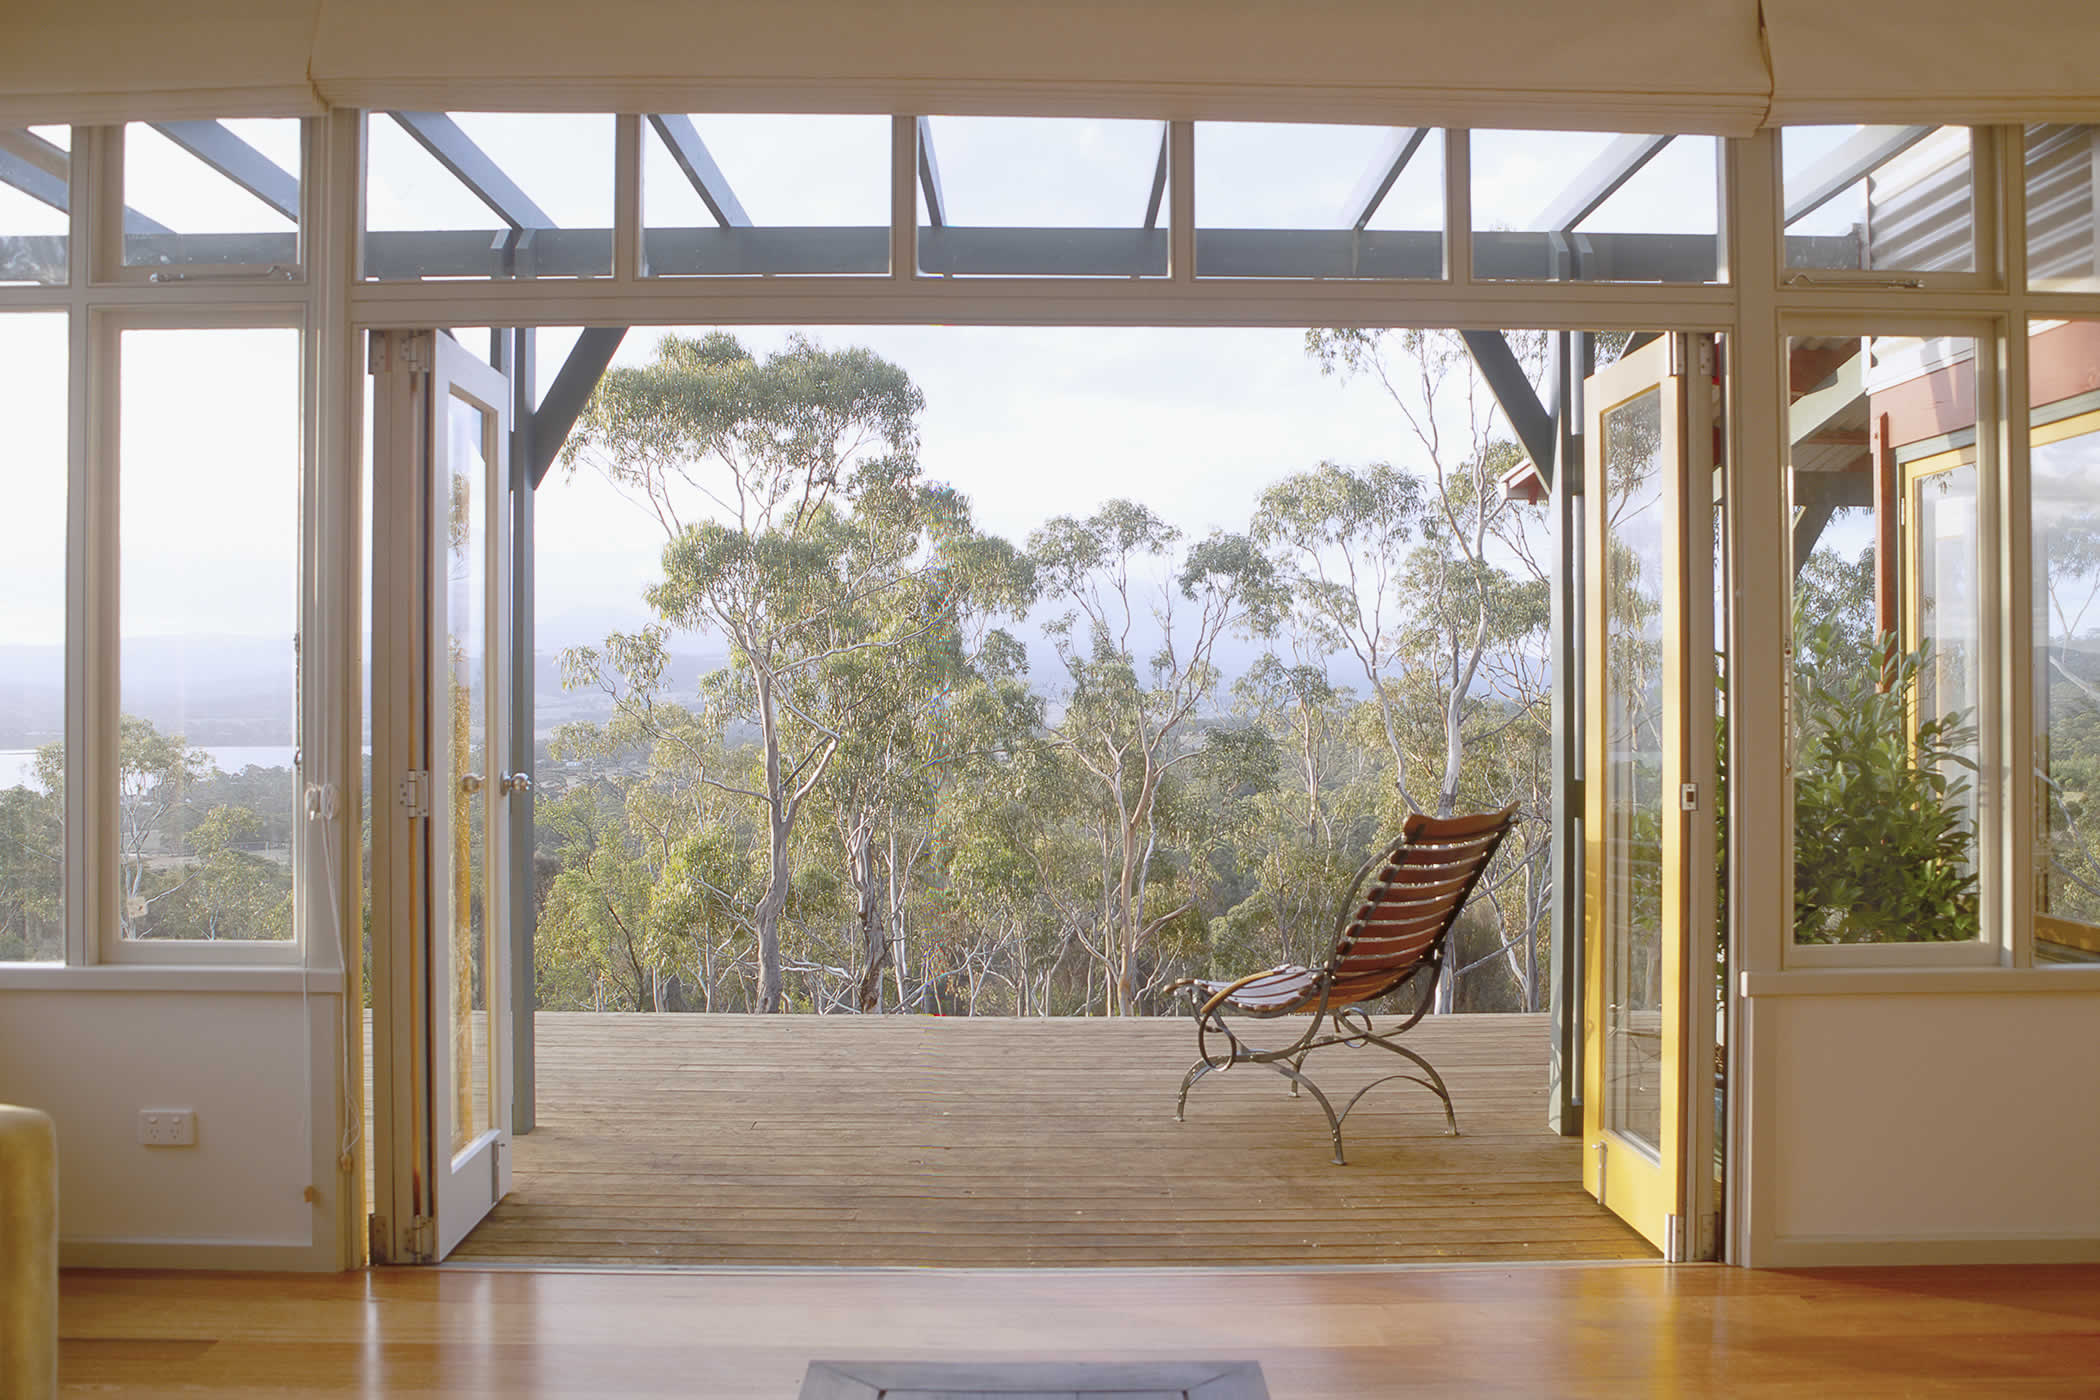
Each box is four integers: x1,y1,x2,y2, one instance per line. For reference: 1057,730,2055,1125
1471,130,1721,284
117,328,300,942
1602,386,1665,1155
914,116,1168,277
0,313,67,960
2032,395,2100,963
643,114,889,277
0,126,70,284
1910,455,1980,839
364,113,613,280
447,390,493,1154
1787,334,1981,945
2026,126,2100,291
1194,124,1443,279
1781,126,1975,274
123,120,301,271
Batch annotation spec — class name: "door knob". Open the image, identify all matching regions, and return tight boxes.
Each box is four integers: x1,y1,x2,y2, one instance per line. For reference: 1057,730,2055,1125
499,772,532,797
459,772,484,795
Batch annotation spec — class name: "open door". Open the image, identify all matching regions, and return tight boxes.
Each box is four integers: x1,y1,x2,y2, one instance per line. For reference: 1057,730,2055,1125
370,330,517,1262
1580,334,1718,1261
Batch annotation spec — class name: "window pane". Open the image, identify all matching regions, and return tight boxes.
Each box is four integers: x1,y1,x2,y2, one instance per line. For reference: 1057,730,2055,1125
643,114,888,277
2030,320,2100,963
0,313,68,961
1471,130,1720,283
915,117,1168,277
1788,334,1983,945
118,327,300,943
364,113,613,280
123,119,301,273
1601,384,1666,1152
1195,123,1443,279
1782,126,1975,275
2027,125,2099,292
0,125,69,285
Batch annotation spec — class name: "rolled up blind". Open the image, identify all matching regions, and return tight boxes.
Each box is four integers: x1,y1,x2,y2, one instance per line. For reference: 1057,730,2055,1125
11,0,2100,135
307,0,1772,134
1764,0,2100,127
0,0,324,125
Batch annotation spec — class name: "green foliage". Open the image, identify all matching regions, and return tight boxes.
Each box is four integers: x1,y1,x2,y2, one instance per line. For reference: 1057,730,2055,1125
1792,618,1979,943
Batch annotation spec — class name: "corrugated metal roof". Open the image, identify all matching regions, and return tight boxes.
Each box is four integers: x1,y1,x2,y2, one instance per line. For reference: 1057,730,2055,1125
2026,124,2097,287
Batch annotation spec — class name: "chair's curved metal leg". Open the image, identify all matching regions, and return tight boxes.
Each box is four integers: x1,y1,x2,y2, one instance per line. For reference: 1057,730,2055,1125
1362,1036,1460,1135
1258,1059,1347,1165
1175,1057,1215,1122
1285,1048,1309,1097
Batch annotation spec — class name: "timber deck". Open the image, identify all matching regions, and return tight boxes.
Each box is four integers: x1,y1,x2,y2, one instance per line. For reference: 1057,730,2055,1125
450,1011,1653,1267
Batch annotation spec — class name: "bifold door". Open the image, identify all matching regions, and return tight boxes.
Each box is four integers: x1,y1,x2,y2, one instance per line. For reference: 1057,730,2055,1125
1580,334,1719,1261
370,330,517,1262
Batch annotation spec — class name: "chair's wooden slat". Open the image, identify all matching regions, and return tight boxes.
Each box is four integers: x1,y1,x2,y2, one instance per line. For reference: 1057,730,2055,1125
1204,806,1515,1017
1402,803,1519,841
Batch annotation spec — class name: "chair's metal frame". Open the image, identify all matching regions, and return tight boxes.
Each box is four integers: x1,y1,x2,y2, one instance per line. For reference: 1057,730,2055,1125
1170,809,1516,1165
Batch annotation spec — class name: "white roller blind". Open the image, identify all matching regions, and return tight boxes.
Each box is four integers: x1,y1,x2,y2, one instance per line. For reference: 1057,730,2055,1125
12,0,2100,134
307,0,1778,135
1765,0,2100,127
0,0,324,125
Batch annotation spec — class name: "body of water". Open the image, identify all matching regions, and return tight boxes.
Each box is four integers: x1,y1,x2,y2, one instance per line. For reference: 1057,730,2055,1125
0,745,300,792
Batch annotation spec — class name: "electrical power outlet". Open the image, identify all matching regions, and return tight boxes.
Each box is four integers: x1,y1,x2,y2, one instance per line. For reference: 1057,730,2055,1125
138,1108,197,1147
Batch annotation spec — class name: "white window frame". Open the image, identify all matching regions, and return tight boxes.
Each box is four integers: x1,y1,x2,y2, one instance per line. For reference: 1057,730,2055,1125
89,303,311,967
0,115,2093,998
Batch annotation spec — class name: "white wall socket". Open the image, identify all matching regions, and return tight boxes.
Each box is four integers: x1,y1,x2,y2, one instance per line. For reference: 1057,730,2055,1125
138,1109,197,1147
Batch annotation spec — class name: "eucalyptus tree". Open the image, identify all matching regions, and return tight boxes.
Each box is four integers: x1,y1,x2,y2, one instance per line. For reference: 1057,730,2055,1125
1028,500,1279,1013
560,331,1022,1012
1288,330,1557,1010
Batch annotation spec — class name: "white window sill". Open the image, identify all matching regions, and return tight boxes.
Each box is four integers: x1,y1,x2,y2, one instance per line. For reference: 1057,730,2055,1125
1741,966,2100,998
0,964,344,994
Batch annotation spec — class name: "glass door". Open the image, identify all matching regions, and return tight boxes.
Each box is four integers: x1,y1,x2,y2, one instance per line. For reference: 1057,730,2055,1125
428,333,515,1258
368,330,516,1262
1580,334,1719,1260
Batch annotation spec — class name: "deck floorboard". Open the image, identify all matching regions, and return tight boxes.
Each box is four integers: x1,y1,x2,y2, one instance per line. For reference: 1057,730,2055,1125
449,1011,1654,1266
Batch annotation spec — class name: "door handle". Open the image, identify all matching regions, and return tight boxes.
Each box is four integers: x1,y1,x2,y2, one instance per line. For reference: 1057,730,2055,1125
499,772,532,797
459,773,485,795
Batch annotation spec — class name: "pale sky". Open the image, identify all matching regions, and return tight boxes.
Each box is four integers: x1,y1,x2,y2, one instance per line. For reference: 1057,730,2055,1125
0,115,1896,665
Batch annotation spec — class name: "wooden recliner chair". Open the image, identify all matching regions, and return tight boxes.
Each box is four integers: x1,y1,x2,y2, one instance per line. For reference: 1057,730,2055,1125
1169,804,1518,1165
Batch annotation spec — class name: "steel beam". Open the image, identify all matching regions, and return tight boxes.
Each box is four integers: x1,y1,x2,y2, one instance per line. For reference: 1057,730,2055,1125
916,116,948,228
1343,127,1430,231
1143,122,1169,231
1460,330,1557,483
1534,133,1674,233
504,327,538,1136
1792,502,1837,574
391,112,555,230
1783,125,1936,227
151,120,300,222
529,327,628,486
12,225,1824,284
646,114,751,228
1545,328,1584,1137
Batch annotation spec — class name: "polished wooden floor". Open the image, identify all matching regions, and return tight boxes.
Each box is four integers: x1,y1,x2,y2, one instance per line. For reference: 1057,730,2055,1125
58,1262,2100,1396
450,1012,1652,1266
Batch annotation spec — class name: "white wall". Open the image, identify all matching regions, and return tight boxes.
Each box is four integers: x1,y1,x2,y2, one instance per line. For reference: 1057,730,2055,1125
1742,976,2100,1265
0,975,348,1270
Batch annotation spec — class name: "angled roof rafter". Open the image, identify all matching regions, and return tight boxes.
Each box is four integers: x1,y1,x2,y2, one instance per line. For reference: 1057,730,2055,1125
646,114,751,228
1533,132,1674,234
1142,121,1169,231
1782,125,1937,227
915,116,947,229
391,111,555,230
1342,126,1430,232
150,120,299,223
0,125,172,235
